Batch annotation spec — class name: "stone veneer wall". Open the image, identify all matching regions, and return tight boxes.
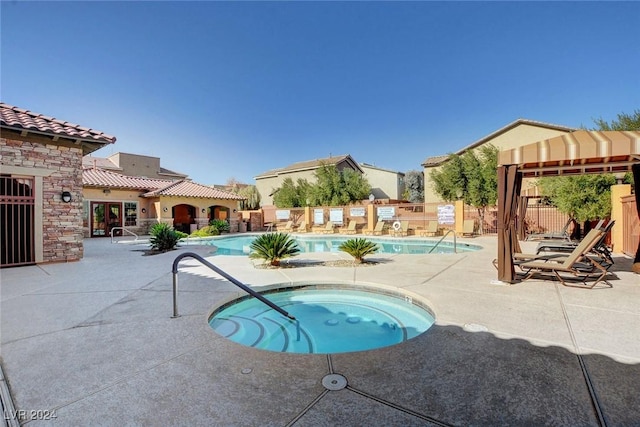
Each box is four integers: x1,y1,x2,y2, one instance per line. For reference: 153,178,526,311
1,137,84,263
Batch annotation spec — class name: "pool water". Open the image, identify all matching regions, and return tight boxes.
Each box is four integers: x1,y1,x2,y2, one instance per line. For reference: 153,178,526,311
199,235,479,255
209,287,435,354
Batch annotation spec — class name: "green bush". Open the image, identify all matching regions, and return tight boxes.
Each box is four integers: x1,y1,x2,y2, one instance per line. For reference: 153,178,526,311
175,230,189,240
190,226,220,237
338,238,379,264
249,232,300,266
209,218,230,233
149,223,180,252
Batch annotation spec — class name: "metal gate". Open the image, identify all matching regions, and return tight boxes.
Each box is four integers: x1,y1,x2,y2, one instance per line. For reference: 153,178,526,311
1,175,35,267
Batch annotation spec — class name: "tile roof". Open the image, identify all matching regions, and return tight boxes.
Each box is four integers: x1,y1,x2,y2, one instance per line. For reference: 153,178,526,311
255,154,362,178
142,180,245,200
83,167,245,200
0,103,116,144
83,167,173,190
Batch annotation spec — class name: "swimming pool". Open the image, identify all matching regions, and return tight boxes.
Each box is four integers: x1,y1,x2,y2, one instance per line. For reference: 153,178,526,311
196,234,480,255
209,285,436,354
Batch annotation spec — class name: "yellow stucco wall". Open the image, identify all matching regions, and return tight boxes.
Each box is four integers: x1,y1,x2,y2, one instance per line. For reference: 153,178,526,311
423,123,573,204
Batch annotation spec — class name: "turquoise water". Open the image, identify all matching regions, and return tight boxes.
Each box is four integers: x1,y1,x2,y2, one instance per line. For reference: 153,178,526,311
198,235,480,255
209,287,435,354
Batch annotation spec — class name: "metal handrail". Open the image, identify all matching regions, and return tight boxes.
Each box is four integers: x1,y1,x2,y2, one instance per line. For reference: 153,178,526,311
171,252,296,320
428,229,458,254
110,227,139,243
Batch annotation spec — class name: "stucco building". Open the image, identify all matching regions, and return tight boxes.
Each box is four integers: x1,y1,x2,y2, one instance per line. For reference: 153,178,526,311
422,119,577,203
255,154,405,206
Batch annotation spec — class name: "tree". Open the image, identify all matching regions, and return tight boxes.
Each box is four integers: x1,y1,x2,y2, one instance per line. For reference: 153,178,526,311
403,170,424,203
430,145,498,233
538,174,617,223
237,185,261,210
590,109,640,131
307,163,371,206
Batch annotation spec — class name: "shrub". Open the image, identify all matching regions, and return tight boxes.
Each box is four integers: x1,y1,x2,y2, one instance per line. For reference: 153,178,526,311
209,218,230,233
338,238,379,264
149,223,180,252
249,232,300,266
190,226,220,237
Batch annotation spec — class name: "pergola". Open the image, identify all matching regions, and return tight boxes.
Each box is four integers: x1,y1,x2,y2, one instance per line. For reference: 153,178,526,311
496,130,640,283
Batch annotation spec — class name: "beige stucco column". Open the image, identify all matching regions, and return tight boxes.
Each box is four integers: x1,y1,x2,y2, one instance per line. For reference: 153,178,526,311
304,206,312,227
367,204,376,232
610,184,631,254
454,200,465,236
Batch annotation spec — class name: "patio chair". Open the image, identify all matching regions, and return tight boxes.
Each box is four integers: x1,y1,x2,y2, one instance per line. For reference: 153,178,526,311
321,221,335,234
526,218,573,242
460,219,475,237
419,221,439,237
295,220,308,233
339,220,358,235
518,228,612,288
280,220,294,232
391,220,410,237
364,221,385,236
535,220,615,268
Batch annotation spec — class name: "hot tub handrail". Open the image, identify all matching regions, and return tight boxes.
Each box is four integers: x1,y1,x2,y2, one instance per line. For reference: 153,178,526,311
171,252,296,321
428,229,457,254
110,227,139,243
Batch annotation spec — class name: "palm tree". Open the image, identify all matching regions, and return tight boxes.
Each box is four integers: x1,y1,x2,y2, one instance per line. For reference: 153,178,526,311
338,238,379,264
249,232,300,266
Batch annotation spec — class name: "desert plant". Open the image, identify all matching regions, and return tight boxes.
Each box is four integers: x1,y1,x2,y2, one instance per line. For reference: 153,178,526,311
338,238,379,264
190,225,220,237
209,218,230,233
249,232,300,266
149,223,180,252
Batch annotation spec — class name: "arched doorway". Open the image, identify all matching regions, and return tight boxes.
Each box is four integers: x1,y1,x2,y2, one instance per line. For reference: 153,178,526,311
209,205,230,222
173,204,196,234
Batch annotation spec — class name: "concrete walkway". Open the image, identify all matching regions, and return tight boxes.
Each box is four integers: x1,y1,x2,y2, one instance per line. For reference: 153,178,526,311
1,235,639,426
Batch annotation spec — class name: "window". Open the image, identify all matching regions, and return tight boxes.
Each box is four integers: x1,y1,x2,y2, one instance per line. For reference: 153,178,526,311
124,202,137,226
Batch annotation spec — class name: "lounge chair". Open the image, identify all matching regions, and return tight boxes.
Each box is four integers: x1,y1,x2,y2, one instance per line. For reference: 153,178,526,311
526,218,573,242
391,220,410,237
295,220,308,233
518,228,612,288
460,220,475,237
321,221,335,234
279,220,294,232
339,220,358,235
535,220,615,269
419,221,439,237
364,221,385,236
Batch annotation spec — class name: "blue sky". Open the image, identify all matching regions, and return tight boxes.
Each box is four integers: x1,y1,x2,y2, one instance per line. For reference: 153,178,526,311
2,1,638,185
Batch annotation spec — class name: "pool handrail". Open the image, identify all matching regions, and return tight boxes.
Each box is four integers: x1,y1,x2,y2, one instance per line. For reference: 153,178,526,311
428,229,457,254
171,252,296,321
110,227,139,243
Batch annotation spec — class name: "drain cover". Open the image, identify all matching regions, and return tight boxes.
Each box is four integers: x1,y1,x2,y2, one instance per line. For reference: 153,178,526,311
322,374,347,391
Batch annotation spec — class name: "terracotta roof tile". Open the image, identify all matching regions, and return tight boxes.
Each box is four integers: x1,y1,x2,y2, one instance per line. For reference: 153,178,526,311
83,167,173,190
0,102,116,144
143,180,245,200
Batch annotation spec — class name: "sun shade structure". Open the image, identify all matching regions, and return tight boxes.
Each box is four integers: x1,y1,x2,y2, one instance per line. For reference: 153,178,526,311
497,130,640,283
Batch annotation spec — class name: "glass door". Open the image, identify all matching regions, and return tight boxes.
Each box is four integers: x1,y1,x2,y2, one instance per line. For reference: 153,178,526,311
91,202,122,237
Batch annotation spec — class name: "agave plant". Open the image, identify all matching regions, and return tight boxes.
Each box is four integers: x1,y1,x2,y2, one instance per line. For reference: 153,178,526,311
338,238,379,264
249,232,300,266
149,222,180,252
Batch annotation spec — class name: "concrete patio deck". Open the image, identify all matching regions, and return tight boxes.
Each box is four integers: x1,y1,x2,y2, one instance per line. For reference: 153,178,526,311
1,235,639,426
